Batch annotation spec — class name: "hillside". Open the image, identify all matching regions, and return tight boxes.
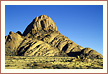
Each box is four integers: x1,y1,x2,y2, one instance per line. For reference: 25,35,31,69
5,15,103,59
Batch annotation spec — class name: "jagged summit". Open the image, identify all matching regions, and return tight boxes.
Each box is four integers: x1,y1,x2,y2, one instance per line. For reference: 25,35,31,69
5,15,103,59
23,15,58,36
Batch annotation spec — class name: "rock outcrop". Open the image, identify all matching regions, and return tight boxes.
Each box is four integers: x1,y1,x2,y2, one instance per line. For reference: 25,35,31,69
5,15,103,59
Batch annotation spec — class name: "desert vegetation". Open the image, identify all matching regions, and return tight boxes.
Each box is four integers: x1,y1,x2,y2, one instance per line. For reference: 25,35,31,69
5,56,103,69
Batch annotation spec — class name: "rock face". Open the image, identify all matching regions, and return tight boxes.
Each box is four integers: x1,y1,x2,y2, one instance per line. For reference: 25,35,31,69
5,15,103,59
23,15,58,36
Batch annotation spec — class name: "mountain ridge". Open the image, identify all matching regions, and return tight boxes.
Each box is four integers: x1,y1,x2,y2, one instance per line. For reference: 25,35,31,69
5,15,103,59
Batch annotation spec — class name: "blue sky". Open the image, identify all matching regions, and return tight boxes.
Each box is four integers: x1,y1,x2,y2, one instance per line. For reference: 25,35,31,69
5,5,103,55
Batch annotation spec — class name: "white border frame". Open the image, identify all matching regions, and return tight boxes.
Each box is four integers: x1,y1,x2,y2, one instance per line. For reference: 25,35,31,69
1,1,107,73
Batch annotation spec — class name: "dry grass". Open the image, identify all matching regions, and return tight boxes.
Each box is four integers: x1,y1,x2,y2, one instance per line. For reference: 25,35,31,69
5,56,103,69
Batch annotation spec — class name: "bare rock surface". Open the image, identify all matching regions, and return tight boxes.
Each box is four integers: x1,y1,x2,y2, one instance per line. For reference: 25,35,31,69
5,15,103,59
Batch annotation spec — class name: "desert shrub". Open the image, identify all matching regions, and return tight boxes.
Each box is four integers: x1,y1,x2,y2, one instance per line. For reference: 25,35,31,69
52,64,68,69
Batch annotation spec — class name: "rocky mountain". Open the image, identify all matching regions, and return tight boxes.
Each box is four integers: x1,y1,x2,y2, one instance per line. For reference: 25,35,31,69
5,15,103,59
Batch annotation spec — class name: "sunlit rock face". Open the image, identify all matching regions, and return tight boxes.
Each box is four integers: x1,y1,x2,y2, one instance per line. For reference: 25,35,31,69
5,15,103,59
23,15,58,36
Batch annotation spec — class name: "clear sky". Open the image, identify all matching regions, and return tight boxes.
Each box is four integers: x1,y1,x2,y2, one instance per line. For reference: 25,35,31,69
5,5,103,55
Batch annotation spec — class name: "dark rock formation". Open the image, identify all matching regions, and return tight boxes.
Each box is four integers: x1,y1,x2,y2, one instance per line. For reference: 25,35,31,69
5,15,103,59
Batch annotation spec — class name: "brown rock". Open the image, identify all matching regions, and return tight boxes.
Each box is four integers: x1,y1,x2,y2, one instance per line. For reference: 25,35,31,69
23,15,58,36
5,32,23,56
